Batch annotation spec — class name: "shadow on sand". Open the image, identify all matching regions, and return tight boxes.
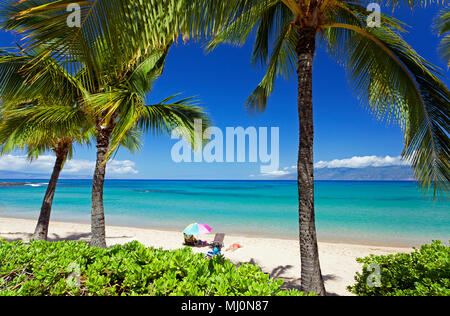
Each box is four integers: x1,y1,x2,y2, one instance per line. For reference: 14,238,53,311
0,232,133,243
235,258,340,296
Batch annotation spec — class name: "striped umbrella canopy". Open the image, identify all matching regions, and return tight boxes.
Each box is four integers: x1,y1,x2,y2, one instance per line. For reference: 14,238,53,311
183,223,212,235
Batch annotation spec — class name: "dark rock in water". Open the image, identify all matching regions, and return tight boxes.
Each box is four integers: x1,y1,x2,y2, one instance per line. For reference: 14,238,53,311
0,182,28,187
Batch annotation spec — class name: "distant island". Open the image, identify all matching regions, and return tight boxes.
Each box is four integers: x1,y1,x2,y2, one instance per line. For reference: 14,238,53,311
265,166,415,181
314,166,415,181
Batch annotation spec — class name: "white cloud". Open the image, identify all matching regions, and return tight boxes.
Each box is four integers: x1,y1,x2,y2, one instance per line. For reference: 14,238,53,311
0,155,138,176
0,155,54,172
314,155,409,169
107,160,139,175
257,155,410,178
260,170,291,177
64,159,95,174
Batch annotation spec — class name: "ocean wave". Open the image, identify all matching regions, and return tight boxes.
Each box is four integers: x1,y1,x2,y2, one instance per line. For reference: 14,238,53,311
25,183,49,187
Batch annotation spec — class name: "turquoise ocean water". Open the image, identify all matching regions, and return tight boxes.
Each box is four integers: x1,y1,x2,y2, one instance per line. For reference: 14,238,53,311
0,180,448,246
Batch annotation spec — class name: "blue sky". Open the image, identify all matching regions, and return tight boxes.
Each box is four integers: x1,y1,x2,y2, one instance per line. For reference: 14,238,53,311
0,5,448,180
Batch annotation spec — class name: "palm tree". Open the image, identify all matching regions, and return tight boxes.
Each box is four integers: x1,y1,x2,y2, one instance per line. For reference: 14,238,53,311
203,0,449,295
85,49,209,248
436,8,449,67
0,49,93,240
0,105,91,240
0,47,151,241
0,1,210,248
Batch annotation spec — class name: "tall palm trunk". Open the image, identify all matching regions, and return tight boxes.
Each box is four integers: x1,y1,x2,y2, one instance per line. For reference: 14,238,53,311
90,124,113,248
32,146,68,241
296,28,326,296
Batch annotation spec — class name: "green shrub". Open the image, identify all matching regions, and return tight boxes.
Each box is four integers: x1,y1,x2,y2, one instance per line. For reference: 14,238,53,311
348,241,450,296
0,239,308,296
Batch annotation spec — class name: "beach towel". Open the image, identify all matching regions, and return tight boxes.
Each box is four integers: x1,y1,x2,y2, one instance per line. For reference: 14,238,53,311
226,243,242,251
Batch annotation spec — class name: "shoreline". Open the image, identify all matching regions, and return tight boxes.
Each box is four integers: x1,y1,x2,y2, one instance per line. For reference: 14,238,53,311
0,214,418,248
0,216,412,296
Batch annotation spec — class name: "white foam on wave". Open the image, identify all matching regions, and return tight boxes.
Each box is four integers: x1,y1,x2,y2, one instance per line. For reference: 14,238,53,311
25,183,49,187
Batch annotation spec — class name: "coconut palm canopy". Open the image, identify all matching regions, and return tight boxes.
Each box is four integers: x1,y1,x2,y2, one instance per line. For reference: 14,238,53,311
0,49,92,159
0,48,146,159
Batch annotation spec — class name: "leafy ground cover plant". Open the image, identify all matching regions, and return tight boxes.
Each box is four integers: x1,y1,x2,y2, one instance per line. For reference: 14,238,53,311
0,240,307,296
348,241,450,296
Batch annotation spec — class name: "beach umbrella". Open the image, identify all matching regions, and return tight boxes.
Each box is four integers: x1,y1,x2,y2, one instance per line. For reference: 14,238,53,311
183,223,212,235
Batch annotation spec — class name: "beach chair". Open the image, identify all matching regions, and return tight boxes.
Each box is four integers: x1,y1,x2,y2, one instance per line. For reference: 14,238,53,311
211,233,225,250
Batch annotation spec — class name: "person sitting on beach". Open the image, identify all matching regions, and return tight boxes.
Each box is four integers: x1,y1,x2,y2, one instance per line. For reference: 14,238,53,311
183,233,208,247
184,233,197,246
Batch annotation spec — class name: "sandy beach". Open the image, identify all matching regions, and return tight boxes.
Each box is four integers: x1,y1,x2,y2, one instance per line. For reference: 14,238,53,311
0,216,411,296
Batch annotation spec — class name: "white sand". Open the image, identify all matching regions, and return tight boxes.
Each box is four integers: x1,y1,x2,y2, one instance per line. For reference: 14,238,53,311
0,216,411,296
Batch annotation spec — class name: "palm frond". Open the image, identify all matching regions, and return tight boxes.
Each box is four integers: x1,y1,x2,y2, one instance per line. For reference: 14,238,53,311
206,0,280,53
246,21,297,112
137,95,210,146
435,8,450,68
86,86,210,160
128,48,170,97
207,0,296,112
119,128,143,154
322,6,449,197
0,103,92,158
0,48,84,108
